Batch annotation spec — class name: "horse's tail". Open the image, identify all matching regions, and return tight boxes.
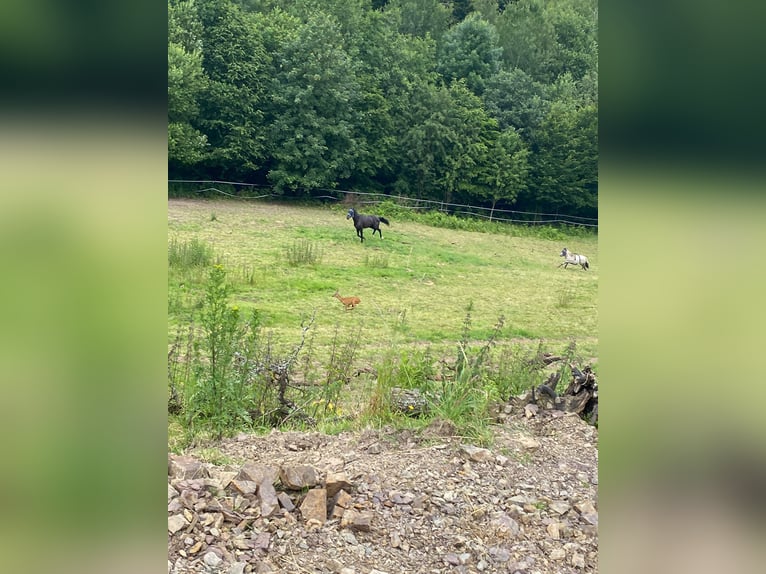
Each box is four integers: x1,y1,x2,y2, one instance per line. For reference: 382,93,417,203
379,216,390,226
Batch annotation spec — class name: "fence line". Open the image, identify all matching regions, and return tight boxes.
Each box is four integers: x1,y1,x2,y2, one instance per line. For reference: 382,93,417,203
168,180,598,228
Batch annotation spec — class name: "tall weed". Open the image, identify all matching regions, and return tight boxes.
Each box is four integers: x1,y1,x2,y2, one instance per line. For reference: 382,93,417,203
284,239,323,266
168,237,214,269
185,265,263,439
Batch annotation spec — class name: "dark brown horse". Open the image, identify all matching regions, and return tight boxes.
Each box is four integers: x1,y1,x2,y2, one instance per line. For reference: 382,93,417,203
346,208,390,242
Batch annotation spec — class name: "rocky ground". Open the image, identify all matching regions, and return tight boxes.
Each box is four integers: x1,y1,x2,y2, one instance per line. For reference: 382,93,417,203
168,408,598,574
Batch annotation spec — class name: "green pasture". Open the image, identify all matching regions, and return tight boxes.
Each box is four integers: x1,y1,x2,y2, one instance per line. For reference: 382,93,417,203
168,198,597,364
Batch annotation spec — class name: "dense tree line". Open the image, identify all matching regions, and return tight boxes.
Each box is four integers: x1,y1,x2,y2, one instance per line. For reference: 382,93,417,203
169,0,597,219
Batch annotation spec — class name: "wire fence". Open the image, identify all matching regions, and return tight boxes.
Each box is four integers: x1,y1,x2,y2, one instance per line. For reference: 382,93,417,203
168,180,598,228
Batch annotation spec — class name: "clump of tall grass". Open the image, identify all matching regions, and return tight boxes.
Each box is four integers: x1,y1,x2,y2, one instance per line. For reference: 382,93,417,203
491,340,579,401
364,309,506,444
364,252,389,268
284,239,323,266
168,237,215,269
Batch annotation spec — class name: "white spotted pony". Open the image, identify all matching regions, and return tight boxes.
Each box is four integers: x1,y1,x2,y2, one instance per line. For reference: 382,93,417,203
559,247,590,270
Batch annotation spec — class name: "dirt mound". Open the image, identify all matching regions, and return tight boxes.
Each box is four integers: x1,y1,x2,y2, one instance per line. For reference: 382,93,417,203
168,411,597,574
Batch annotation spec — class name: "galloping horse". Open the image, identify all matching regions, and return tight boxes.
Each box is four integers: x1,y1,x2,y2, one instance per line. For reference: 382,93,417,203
346,208,390,242
559,247,590,270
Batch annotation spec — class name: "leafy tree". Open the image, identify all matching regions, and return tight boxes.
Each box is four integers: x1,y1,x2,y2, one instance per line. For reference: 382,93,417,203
493,0,557,82
480,127,530,217
483,67,549,138
441,81,498,204
525,98,597,218
168,0,208,168
196,0,270,179
398,81,497,204
386,0,453,41
450,0,474,21
542,0,598,84
266,12,364,191
168,42,208,166
169,0,204,53
378,28,440,192
493,0,597,88
437,14,502,96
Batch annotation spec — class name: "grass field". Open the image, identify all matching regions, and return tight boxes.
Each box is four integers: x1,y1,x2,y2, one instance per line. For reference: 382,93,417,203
168,198,597,442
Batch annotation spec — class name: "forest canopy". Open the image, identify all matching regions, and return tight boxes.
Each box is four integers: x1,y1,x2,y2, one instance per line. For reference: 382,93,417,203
168,0,597,219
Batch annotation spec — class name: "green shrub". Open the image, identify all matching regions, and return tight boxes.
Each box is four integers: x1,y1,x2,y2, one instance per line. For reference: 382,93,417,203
185,265,264,439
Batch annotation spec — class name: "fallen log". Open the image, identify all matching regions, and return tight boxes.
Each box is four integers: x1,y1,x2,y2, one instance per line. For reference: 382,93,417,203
524,364,598,425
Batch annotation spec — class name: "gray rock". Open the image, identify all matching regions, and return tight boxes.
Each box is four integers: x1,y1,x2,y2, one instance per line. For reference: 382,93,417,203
168,455,209,479
574,500,596,515
459,444,493,463
203,551,222,568
390,490,415,505
207,469,238,490
253,532,271,551
490,512,520,538
259,481,280,517
524,403,539,418
444,552,461,566
488,546,511,563
230,479,258,495
390,531,401,548
280,465,318,490
349,512,372,532
571,552,586,568
517,436,541,451
325,471,353,498
581,512,598,526
550,548,566,560
276,491,295,512
237,463,279,485
548,500,572,515
390,387,427,416
341,530,358,545
168,514,188,534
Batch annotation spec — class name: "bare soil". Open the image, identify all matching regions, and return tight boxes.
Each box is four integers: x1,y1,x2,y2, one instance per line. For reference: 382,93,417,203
168,408,597,574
